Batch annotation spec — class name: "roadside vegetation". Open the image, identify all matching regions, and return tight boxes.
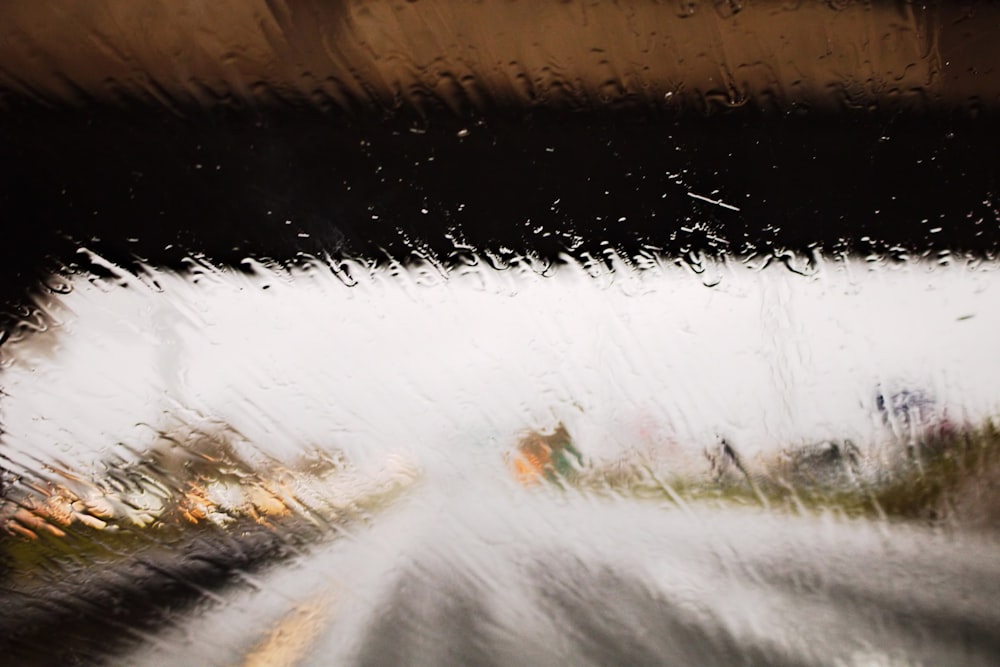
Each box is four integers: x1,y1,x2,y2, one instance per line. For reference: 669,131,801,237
0,421,418,578
572,421,1000,531
4,416,999,580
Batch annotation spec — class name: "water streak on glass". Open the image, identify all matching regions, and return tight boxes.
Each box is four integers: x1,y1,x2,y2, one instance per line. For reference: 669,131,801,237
1,1,997,115
2,0,1000,664
2,253,1000,664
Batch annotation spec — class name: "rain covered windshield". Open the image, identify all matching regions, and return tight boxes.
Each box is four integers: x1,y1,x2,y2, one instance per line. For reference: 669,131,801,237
2,2,1000,666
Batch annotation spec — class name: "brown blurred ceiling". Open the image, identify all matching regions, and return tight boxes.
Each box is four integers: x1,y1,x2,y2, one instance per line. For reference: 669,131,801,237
1,0,997,116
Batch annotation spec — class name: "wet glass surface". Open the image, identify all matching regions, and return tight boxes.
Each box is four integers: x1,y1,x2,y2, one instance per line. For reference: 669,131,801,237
2,1,1000,666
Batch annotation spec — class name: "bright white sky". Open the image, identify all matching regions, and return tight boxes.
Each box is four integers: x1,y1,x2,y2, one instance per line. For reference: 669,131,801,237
2,253,998,477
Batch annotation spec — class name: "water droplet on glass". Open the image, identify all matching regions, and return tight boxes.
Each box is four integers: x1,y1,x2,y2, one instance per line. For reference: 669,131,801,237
2,1,1000,663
